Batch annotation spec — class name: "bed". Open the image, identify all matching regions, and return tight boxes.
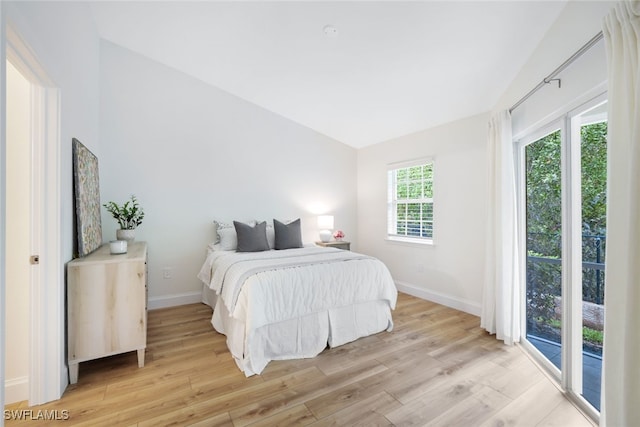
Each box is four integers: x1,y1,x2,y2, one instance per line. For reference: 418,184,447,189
197,219,397,376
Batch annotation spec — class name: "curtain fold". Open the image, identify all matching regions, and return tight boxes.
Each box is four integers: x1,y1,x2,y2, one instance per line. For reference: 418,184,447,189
601,2,640,426
480,110,521,346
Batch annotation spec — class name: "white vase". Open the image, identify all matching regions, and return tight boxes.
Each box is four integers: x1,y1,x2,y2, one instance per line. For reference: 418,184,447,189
319,230,332,243
109,240,128,254
116,229,135,242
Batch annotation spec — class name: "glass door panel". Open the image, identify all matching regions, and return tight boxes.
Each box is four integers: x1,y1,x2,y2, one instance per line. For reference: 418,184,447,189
520,98,607,419
525,129,563,372
577,103,607,411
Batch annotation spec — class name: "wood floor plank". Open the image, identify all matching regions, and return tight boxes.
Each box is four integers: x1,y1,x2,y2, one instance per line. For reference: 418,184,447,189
385,378,482,425
309,391,400,426
191,366,326,417
229,357,387,426
67,377,194,426
536,399,596,427
375,337,447,369
479,379,565,427
137,394,238,427
379,363,456,405
185,412,234,427
422,385,512,427
4,296,596,426
244,404,317,427
304,380,378,419
480,356,546,400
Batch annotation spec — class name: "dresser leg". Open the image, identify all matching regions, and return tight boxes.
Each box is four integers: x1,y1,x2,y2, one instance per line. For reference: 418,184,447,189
137,348,145,367
69,363,79,384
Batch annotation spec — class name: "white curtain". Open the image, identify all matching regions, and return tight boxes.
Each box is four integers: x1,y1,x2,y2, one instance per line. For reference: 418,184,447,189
480,110,521,346
601,2,640,426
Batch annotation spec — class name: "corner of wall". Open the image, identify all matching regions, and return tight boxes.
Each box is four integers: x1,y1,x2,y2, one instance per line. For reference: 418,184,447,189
395,281,481,317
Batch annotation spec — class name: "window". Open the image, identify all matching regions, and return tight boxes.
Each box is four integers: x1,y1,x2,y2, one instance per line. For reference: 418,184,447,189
387,159,434,243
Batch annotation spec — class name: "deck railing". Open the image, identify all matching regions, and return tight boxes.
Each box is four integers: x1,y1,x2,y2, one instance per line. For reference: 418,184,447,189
526,233,605,305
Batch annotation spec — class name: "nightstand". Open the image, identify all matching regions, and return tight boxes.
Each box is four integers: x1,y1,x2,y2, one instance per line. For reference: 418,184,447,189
316,241,351,251
67,242,148,384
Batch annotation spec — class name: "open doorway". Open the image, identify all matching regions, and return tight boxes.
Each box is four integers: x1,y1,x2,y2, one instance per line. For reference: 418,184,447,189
3,26,64,407
4,58,32,405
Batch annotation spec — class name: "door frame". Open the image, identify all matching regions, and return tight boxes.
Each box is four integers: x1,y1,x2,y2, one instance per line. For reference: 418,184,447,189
516,92,607,422
1,1,6,416
4,22,65,406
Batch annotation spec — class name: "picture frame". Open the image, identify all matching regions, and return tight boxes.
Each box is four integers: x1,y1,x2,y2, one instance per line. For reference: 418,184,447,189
72,138,102,256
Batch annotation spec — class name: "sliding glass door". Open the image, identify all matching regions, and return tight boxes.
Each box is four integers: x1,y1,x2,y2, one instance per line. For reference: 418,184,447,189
520,95,607,416
525,128,563,371
575,101,607,411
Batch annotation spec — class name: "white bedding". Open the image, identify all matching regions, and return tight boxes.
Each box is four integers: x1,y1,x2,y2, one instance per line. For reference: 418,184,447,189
198,246,397,375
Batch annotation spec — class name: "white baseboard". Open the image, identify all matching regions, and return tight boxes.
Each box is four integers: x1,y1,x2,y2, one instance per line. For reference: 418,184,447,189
148,291,203,310
147,285,482,315
395,281,481,316
5,376,28,405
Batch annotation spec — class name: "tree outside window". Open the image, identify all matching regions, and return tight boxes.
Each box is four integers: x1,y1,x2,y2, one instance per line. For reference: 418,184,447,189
388,161,434,242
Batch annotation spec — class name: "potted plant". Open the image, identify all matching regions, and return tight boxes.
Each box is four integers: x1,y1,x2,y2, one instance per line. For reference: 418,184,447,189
103,195,145,242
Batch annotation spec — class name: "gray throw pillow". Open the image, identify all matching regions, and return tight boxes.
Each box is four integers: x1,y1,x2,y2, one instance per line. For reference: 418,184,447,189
274,218,303,250
234,221,270,252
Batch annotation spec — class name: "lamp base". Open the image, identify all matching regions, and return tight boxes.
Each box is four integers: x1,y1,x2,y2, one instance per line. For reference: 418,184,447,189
319,230,332,243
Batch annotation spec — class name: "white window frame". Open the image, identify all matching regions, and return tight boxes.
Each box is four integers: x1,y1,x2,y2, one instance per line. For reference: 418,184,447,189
386,157,434,245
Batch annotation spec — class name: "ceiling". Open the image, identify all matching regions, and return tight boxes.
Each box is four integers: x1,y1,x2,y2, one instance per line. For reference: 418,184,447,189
90,1,567,148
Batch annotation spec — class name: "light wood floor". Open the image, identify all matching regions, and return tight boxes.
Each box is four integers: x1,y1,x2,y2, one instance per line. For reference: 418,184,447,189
5,293,595,426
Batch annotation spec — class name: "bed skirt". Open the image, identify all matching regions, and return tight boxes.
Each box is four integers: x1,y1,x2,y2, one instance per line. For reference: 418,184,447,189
202,283,217,307
211,298,393,376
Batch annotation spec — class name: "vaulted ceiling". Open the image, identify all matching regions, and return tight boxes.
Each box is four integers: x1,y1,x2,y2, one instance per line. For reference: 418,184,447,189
90,1,567,148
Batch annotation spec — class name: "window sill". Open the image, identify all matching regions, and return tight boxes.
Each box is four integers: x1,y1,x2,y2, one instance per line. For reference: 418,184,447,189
385,236,434,247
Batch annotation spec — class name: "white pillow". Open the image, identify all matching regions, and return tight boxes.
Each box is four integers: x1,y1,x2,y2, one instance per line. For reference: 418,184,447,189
213,219,255,249
217,227,238,251
266,224,275,249
212,220,232,244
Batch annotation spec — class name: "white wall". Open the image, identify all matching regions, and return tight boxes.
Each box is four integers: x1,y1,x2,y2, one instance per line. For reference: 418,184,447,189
494,0,612,135
6,3,101,241
357,113,488,315
3,1,101,401
99,41,357,308
359,0,612,317
5,60,30,404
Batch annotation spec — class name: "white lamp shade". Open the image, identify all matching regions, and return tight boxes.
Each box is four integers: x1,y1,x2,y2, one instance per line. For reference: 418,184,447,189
317,215,334,230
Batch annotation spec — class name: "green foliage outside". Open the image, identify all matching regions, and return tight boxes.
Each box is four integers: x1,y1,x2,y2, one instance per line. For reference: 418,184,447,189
583,326,604,345
396,164,434,199
526,130,562,258
581,123,608,237
525,121,607,348
394,164,434,238
546,319,603,345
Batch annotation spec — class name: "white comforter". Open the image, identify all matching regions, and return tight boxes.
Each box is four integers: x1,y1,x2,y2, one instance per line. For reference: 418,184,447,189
198,246,398,333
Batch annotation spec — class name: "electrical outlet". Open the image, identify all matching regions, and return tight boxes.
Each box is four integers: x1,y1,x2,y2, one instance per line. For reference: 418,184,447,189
162,267,173,279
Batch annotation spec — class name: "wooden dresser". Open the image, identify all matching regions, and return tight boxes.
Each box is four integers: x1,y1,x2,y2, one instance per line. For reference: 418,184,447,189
67,241,148,384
